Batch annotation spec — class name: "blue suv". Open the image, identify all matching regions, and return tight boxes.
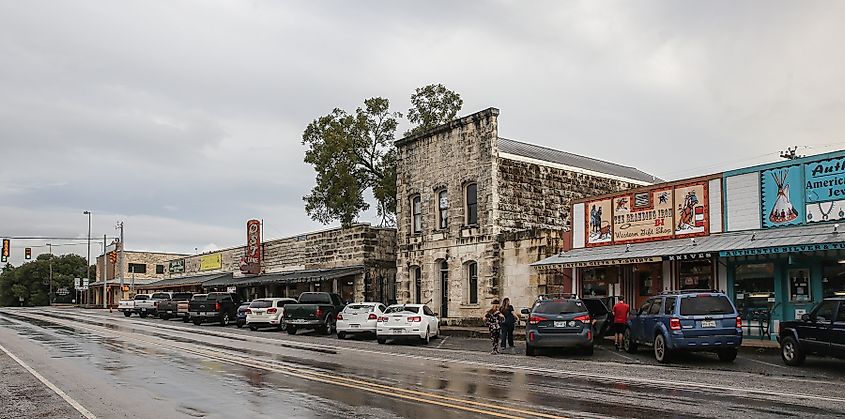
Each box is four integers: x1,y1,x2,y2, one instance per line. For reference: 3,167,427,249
624,290,743,363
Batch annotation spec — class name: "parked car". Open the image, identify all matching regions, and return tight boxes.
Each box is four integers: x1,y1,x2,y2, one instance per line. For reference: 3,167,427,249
778,297,845,366
157,292,194,320
189,292,242,326
625,290,742,363
178,296,199,323
236,301,251,328
377,304,440,344
246,298,297,331
581,297,613,340
336,302,387,339
283,292,344,335
134,292,173,318
118,294,149,317
522,296,594,356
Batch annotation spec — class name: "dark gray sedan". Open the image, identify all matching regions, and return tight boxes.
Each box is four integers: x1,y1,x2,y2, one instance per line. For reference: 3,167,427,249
522,298,594,356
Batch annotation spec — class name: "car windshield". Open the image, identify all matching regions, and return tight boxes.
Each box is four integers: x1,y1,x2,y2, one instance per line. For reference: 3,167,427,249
298,293,331,304
134,295,149,300
534,300,584,314
191,295,207,301
151,293,170,299
249,300,272,308
173,293,192,300
679,295,734,316
344,304,374,313
384,305,419,314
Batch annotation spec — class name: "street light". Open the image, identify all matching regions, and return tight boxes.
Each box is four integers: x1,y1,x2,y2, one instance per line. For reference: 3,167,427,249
46,243,52,306
83,211,91,306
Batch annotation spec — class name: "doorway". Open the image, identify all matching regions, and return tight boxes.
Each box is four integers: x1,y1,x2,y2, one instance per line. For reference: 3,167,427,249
440,261,449,318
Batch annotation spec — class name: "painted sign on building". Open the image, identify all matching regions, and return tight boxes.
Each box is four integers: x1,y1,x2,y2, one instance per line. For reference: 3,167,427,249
761,165,803,228
674,183,708,236
168,259,185,274
586,199,612,245
239,219,261,275
612,188,674,243
805,155,845,223
199,253,222,271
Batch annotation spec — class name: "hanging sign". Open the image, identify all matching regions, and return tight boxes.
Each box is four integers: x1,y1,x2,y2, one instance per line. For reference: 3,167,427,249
239,219,261,275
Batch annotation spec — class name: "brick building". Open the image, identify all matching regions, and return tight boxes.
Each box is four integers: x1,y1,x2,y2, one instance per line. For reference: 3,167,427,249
86,248,189,307
395,108,658,323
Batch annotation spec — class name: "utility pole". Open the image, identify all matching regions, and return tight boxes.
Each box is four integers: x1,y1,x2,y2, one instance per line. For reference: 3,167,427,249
84,210,91,306
102,234,107,309
116,221,124,297
47,243,52,306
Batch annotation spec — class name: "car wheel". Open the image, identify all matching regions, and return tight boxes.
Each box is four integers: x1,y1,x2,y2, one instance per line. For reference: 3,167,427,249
781,335,805,366
183,315,190,323
654,334,671,363
337,332,346,340
526,344,536,356
139,312,147,319
160,314,170,320
582,345,594,356
249,325,257,331
377,338,386,344
237,323,243,328
624,328,638,354
193,319,202,326
123,312,131,317
718,348,738,362
287,326,297,335
421,328,430,345
221,313,231,326
280,323,287,332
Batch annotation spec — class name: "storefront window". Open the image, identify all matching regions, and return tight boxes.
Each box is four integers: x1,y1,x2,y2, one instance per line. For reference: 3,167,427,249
822,265,845,298
733,263,774,314
788,268,811,302
678,259,713,290
581,267,618,297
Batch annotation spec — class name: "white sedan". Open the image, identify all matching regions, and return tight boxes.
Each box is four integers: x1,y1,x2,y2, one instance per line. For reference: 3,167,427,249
336,302,387,339
377,304,440,344
246,298,297,331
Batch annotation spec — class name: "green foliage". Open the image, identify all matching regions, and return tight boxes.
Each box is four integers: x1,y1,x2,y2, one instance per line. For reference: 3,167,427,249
407,83,464,135
302,84,462,227
0,254,89,306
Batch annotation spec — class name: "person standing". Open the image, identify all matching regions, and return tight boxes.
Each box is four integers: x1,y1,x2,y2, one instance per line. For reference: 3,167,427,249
611,296,630,351
485,299,504,354
499,297,518,352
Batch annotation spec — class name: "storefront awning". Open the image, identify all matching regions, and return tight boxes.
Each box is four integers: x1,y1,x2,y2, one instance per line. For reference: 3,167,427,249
137,272,233,289
533,223,845,269
230,266,364,287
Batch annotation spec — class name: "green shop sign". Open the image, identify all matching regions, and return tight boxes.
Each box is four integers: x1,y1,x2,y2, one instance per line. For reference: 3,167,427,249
168,259,185,274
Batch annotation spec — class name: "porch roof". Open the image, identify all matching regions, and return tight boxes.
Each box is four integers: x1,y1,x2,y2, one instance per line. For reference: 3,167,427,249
229,266,365,287
137,272,233,289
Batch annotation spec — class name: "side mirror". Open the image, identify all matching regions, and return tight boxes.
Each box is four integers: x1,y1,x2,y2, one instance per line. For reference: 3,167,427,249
801,313,811,322
433,312,439,317
520,308,531,315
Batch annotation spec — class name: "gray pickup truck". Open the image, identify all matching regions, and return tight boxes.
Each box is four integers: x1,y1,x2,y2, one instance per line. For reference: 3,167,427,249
283,292,344,335
157,292,194,320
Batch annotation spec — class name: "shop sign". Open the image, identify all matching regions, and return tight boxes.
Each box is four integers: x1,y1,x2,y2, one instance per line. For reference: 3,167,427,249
720,242,845,257
663,253,712,261
551,256,662,269
226,286,237,294
805,156,845,224
168,259,185,274
612,189,674,243
239,219,261,275
199,253,222,271
761,165,804,228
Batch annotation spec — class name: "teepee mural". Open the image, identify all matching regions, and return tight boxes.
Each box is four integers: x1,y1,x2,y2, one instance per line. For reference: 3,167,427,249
768,169,799,224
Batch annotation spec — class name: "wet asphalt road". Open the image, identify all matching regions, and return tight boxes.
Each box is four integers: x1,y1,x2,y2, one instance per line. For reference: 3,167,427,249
1,308,844,418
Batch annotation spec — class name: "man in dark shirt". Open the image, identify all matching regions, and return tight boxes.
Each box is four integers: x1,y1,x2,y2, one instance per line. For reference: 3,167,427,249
611,296,630,351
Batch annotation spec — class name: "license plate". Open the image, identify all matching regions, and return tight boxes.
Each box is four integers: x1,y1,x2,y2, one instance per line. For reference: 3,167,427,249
554,321,566,328
350,324,359,328
701,320,716,328
141,308,147,312
167,310,173,314
393,328,405,333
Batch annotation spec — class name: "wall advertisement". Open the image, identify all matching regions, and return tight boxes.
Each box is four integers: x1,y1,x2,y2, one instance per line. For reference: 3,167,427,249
168,259,185,274
585,182,710,247
805,155,845,224
761,165,804,228
199,253,222,271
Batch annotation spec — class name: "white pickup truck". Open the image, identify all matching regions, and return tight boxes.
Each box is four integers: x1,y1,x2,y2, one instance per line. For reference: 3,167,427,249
135,292,174,318
118,294,151,317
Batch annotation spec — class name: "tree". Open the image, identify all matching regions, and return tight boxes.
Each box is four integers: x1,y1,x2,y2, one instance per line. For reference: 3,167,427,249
302,84,462,227
0,254,88,306
406,83,464,135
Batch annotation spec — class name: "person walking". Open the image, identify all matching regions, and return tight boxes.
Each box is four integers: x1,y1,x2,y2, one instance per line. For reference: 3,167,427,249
499,297,518,352
611,295,631,351
485,299,504,354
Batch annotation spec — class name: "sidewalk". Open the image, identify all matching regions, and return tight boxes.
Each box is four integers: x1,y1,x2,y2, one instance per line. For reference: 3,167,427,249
439,326,779,349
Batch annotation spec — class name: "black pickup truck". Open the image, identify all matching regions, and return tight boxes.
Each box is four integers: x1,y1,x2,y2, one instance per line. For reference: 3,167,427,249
283,292,344,335
188,292,242,326
157,292,193,320
778,297,845,366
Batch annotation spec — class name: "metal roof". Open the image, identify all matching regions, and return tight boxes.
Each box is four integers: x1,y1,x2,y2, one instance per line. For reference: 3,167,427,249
533,223,845,268
498,138,661,184
138,272,233,289
88,278,158,287
231,266,364,287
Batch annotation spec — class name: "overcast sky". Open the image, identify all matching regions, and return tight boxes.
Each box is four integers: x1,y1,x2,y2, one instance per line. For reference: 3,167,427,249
2,1,845,264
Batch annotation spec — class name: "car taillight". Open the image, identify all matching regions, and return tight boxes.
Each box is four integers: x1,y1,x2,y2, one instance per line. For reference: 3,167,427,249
154,301,159,308
316,308,323,318
336,313,343,320
574,315,591,323
736,316,742,328
408,316,421,322
587,330,592,341
245,309,252,315
670,318,681,330
528,331,535,342
267,308,277,314
377,316,388,322
529,315,546,325
368,313,378,320
215,302,221,311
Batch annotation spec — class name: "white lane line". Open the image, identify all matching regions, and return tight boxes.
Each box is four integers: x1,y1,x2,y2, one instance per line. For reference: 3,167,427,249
436,336,450,349
0,343,97,419
739,355,789,370
597,344,639,363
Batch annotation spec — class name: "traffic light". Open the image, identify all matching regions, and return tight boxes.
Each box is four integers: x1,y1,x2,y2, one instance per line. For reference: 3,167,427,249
1,239,9,258
24,248,31,259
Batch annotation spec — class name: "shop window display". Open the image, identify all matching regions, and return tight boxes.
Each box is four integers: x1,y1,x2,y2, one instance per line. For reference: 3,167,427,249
822,265,845,298
581,267,617,297
733,263,775,312
788,268,811,303
678,259,712,290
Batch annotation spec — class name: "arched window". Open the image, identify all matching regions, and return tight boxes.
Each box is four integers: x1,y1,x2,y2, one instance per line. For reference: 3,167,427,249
413,266,422,304
411,195,422,233
465,183,478,225
437,189,449,229
440,260,449,318
467,262,478,304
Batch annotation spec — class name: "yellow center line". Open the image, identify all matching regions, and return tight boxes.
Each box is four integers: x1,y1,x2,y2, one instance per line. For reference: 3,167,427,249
13,311,568,419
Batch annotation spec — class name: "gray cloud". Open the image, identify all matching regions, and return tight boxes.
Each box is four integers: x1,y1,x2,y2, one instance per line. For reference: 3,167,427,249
2,0,845,264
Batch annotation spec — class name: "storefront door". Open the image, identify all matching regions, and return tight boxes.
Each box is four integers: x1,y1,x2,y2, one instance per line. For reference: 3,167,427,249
634,262,662,308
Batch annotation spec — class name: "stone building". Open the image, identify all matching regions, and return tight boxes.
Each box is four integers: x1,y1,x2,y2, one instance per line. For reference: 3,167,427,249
86,248,189,307
141,223,397,304
394,107,658,323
